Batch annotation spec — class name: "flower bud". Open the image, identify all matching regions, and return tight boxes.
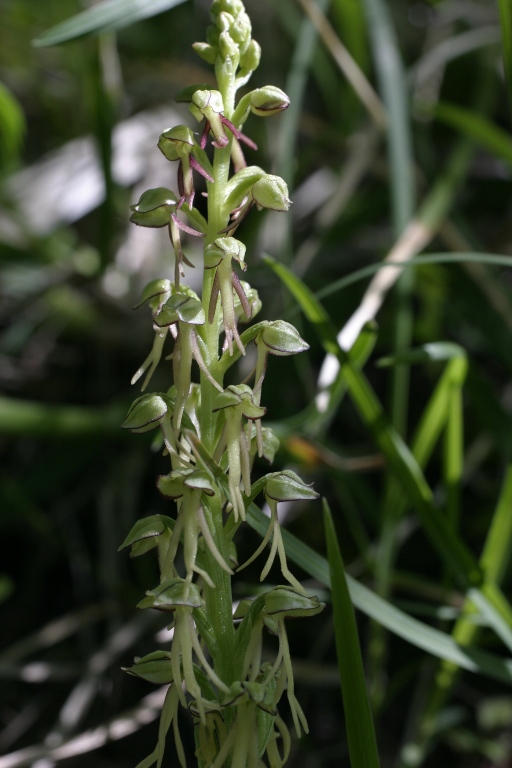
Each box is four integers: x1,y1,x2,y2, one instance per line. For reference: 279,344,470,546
265,469,319,502
206,24,220,46
264,585,324,618
250,86,290,117
210,0,221,16
260,320,309,356
218,0,244,14
218,30,239,61
217,11,234,32
230,11,251,44
239,39,261,73
252,175,291,212
192,42,217,64
121,393,170,432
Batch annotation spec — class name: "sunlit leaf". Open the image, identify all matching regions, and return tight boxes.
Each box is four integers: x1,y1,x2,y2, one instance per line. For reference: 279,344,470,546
435,102,512,165
33,0,188,47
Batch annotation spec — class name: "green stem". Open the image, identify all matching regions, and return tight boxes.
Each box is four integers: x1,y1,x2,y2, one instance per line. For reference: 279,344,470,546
198,67,239,685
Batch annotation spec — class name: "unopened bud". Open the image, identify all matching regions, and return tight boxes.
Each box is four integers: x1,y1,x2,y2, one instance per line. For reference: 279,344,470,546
218,30,239,60
252,175,291,212
239,39,261,73
230,11,251,44
217,11,234,32
250,86,290,117
192,42,217,64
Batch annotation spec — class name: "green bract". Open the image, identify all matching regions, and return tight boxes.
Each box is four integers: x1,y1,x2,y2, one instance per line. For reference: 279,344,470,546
224,165,265,212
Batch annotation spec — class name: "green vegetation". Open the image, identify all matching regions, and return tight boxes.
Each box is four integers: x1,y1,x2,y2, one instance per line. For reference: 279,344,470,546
1,0,512,766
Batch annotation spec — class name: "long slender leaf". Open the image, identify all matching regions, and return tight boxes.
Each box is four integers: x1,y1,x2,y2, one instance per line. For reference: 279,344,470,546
274,0,331,189
435,101,512,165
410,358,467,469
480,463,512,584
361,0,414,233
33,0,188,47
496,0,512,120
361,0,414,441
324,501,380,768
315,252,512,302
264,255,477,584
246,503,512,685
266,254,512,650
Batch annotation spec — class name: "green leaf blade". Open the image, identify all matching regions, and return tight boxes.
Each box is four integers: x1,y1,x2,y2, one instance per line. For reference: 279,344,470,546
324,501,380,768
33,0,188,47
246,503,512,686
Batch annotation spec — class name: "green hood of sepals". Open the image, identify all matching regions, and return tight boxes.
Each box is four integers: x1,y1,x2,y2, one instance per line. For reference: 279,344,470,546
137,578,202,612
154,292,205,327
264,469,319,502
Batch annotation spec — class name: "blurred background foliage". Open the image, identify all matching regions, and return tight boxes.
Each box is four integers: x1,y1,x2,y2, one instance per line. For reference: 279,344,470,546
1,0,512,766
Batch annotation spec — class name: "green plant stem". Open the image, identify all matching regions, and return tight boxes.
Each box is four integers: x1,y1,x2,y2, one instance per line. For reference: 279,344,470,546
198,71,238,687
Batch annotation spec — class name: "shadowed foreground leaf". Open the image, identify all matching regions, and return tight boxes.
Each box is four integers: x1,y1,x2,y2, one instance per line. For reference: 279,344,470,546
324,500,380,768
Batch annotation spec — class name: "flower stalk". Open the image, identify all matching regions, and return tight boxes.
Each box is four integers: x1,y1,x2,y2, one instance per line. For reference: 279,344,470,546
120,2,324,765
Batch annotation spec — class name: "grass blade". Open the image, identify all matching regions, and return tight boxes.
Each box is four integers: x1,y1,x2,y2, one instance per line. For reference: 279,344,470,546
435,101,512,165
246,503,512,685
497,0,512,118
315,252,512,300
273,0,331,188
33,0,187,46
361,0,414,233
480,463,512,584
323,501,380,768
